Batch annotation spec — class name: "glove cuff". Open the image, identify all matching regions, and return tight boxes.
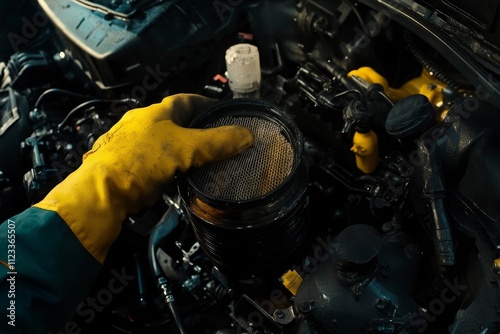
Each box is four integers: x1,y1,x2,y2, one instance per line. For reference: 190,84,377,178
34,161,132,264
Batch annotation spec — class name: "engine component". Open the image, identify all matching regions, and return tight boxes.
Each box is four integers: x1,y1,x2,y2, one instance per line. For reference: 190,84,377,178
225,43,262,98
5,0,500,332
0,87,31,219
295,0,352,50
179,98,309,279
404,96,500,269
384,94,436,139
38,0,246,90
347,66,450,110
292,62,351,112
449,140,500,332
22,136,62,203
1,51,59,90
351,129,380,174
421,0,500,73
294,224,421,333
402,30,461,91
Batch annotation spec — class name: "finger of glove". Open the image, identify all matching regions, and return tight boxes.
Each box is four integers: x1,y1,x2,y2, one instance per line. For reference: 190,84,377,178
164,94,218,126
121,94,217,127
178,125,254,171
83,94,216,161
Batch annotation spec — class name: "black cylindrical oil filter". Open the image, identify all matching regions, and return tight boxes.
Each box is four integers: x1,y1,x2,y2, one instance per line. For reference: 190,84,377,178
179,99,308,278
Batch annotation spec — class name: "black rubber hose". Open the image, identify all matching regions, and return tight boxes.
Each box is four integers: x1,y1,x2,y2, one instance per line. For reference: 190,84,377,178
56,97,141,131
34,88,95,109
403,30,462,91
148,206,188,334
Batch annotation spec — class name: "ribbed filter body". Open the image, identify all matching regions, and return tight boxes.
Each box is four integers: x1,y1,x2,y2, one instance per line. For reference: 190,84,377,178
179,99,308,278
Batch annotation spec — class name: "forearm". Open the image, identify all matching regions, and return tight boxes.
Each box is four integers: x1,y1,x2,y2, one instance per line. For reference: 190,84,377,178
0,208,101,333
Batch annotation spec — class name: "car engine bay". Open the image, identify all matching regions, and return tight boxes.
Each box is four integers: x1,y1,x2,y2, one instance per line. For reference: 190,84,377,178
2,0,500,333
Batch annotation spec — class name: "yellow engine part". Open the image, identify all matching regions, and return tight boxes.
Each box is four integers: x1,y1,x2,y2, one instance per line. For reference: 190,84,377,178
351,130,380,174
348,66,448,121
281,269,303,295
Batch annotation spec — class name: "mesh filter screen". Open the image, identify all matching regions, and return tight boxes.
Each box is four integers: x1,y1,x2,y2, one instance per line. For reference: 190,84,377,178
190,116,294,201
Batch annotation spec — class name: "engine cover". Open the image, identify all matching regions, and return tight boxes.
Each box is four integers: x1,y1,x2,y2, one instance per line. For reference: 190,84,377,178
37,0,245,89
294,224,421,333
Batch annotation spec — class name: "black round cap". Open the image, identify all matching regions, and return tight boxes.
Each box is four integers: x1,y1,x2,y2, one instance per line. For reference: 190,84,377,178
385,94,436,138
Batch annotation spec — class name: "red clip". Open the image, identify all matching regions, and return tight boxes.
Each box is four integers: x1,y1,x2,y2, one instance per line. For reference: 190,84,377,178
213,74,228,84
238,32,254,41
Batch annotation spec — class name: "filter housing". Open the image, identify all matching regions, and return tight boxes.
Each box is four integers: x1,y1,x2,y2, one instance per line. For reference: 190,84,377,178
179,99,309,278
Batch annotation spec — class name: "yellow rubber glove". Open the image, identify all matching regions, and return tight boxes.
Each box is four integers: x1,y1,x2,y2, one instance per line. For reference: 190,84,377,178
34,94,254,264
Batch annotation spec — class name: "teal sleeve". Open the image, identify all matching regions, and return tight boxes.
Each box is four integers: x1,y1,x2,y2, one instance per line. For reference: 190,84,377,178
0,207,102,333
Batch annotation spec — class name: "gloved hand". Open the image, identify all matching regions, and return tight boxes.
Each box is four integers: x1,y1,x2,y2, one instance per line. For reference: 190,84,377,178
34,94,254,264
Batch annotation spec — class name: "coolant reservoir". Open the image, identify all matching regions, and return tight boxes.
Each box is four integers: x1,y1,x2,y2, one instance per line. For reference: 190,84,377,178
225,43,261,98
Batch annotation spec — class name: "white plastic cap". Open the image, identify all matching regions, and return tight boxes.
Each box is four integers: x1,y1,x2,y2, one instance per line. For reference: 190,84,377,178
225,43,261,98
